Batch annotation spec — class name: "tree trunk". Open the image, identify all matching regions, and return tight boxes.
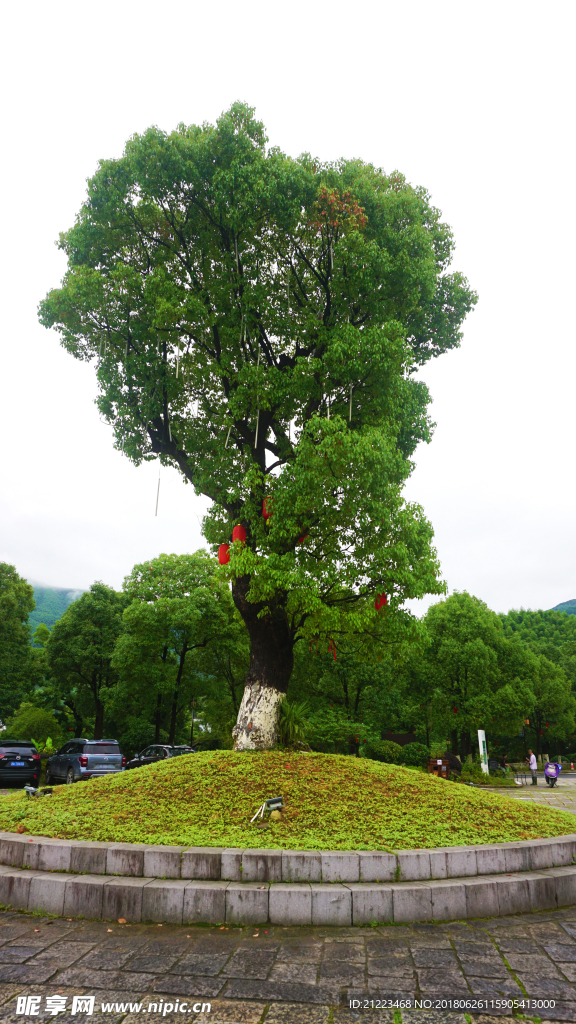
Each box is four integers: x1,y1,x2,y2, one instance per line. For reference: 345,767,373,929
94,700,104,740
450,729,459,756
231,575,294,750
154,693,162,743
460,730,471,761
169,642,188,745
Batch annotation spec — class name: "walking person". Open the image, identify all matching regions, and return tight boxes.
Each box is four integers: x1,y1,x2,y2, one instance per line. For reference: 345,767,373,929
526,748,538,785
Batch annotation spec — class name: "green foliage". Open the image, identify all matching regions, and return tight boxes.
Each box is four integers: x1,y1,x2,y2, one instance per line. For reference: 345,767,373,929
111,551,248,748
501,608,576,688
46,583,129,740
363,739,403,763
3,704,62,748
29,587,82,633
0,750,572,850
0,563,35,719
399,741,430,767
39,102,476,699
277,700,311,746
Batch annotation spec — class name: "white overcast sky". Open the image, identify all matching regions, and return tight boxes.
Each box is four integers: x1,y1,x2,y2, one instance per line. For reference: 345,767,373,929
1,0,574,614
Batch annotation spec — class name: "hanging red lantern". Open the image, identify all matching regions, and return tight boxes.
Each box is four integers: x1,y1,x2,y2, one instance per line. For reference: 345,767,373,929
232,524,246,543
263,497,272,520
453,706,458,714
375,593,388,611
297,533,309,544
218,543,230,565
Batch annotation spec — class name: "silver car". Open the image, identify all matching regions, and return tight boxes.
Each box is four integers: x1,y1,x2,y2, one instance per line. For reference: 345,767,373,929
45,739,125,785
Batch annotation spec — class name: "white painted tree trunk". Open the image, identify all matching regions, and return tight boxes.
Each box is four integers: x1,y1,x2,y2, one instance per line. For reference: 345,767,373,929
232,682,285,751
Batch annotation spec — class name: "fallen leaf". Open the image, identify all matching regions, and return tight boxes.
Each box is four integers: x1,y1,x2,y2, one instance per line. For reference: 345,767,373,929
118,918,127,924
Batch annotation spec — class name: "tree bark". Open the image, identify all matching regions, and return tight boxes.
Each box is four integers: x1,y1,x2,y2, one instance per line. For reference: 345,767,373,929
94,700,104,740
460,730,472,761
450,729,459,756
231,574,294,750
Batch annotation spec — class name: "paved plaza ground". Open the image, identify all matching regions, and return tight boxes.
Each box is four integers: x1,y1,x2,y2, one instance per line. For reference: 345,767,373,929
1,906,576,1022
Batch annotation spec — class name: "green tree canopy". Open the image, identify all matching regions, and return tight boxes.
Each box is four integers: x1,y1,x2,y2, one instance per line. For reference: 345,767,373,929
3,703,63,749
38,102,476,748
501,608,576,689
0,563,35,721
111,551,247,748
46,583,129,739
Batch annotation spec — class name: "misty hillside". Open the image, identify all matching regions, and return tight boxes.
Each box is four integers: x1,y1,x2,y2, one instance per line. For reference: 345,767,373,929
551,599,576,616
29,585,83,631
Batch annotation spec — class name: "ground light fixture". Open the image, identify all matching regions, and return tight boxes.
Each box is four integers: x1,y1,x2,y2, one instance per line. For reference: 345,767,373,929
250,796,284,823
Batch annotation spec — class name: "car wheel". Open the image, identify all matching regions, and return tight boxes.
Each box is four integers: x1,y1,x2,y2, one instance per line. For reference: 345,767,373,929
66,768,75,785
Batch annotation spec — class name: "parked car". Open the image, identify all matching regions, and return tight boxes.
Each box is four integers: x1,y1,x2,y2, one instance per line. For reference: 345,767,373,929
125,744,195,770
0,742,41,787
45,739,125,785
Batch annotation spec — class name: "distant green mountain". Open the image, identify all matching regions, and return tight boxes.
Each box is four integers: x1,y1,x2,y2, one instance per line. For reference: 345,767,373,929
29,586,83,631
551,599,576,616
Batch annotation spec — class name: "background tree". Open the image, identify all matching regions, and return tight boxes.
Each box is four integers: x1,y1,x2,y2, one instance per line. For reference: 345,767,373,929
0,563,36,721
39,103,476,749
46,583,129,739
3,703,63,749
501,609,576,689
520,651,575,760
419,592,534,759
111,551,246,750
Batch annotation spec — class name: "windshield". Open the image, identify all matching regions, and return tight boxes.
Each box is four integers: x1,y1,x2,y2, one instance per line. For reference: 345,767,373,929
0,744,37,754
84,744,120,754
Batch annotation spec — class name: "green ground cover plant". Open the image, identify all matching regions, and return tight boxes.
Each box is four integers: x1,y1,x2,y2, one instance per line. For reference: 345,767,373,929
0,752,573,850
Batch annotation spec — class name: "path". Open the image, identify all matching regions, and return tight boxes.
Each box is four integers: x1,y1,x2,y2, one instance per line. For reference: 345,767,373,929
0,906,576,1022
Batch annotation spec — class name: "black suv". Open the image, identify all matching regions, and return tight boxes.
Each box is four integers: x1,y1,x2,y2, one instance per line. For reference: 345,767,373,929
125,744,195,770
46,739,125,784
0,742,41,786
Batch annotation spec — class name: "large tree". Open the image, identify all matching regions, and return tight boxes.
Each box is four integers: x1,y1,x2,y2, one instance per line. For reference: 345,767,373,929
39,103,476,749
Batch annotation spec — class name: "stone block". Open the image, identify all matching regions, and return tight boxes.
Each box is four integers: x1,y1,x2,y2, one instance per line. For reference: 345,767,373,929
142,878,187,923
527,871,557,912
70,841,111,875
311,883,352,926
463,876,500,919
102,875,149,922
475,844,507,876
221,848,244,880
357,851,396,882
27,871,67,916
0,834,26,868
34,840,73,873
183,880,228,925
396,850,431,881
63,874,108,919
281,849,321,882
143,845,182,879
0,870,32,910
269,883,312,926
430,880,467,921
181,847,223,880
495,874,530,916
106,843,148,877
445,846,477,878
501,842,532,873
226,882,269,925
549,866,576,907
393,882,432,923
242,849,282,882
345,882,393,925
429,849,448,879
321,851,359,882
530,838,576,871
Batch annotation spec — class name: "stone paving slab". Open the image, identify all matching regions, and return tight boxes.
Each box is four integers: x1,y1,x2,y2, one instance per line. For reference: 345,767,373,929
2,908,576,1019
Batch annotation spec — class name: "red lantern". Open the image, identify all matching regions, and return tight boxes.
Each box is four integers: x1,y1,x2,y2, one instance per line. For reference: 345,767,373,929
263,497,272,519
375,593,388,611
453,706,458,714
218,543,230,565
232,524,246,543
297,533,309,544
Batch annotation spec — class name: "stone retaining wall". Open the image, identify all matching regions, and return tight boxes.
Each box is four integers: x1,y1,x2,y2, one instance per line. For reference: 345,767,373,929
1,861,576,926
1,831,575,882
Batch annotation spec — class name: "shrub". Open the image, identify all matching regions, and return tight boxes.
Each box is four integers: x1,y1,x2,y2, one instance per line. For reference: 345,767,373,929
278,700,311,747
362,739,403,764
3,704,63,749
400,742,430,768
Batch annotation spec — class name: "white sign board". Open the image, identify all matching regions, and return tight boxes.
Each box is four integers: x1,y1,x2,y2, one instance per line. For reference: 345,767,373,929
477,729,489,774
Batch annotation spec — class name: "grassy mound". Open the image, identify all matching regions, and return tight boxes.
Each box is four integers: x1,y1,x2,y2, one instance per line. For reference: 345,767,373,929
0,751,573,850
